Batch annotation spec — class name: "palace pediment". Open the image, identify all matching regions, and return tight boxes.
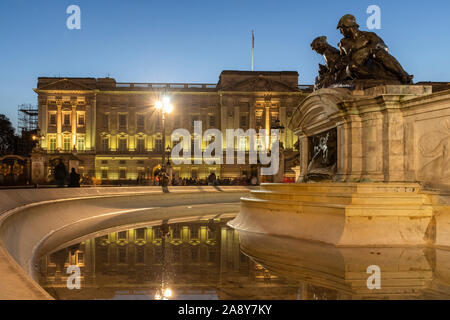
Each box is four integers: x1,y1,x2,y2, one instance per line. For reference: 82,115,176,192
220,76,299,92
37,78,94,91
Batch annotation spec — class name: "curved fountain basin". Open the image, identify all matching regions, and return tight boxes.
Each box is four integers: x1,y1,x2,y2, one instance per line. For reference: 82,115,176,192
0,186,252,299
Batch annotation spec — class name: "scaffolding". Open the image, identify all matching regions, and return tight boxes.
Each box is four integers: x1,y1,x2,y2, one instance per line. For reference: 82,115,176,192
17,104,39,156
17,103,38,133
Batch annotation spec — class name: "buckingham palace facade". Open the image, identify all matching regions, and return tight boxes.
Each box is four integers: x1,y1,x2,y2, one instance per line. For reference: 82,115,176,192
32,70,312,184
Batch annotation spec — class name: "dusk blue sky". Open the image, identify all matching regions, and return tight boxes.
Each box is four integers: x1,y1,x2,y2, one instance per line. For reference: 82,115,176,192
1,0,449,128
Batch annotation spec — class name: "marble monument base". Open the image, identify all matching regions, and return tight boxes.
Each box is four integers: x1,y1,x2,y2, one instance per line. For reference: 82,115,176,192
229,182,436,247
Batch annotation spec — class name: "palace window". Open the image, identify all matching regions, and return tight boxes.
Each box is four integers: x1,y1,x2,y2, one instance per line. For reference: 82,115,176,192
63,114,71,126
49,137,56,151
255,114,262,128
101,168,108,179
172,226,181,239
137,114,145,130
208,250,216,263
240,115,247,127
76,252,84,265
172,246,181,262
49,113,57,126
119,114,127,130
190,227,199,239
136,228,146,240
191,115,199,129
118,138,127,152
118,231,127,240
99,248,108,264
63,136,71,151
155,139,162,152
102,113,109,129
77,137,85,151
136,247,144,264
118,248,126,263
239,136,247,151
209,115,216,128
191,247,199,261
101,138,109,152
137,139,145,153
270,113,279,126
77,113,85,126
119,168,126,179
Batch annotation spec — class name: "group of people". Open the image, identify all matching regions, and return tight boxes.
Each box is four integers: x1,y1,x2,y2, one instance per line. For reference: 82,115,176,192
53,160,260,187
155,172,259,186
53,160,81,188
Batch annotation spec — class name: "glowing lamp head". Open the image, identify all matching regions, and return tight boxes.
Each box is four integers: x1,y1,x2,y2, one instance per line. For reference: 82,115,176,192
165,104,174,114
155,101,163,110
163,288,172,298
163,96,170,105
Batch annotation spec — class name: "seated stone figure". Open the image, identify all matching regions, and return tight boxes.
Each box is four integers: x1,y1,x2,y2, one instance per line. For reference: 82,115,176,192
311,36,348,89
337,14,413,84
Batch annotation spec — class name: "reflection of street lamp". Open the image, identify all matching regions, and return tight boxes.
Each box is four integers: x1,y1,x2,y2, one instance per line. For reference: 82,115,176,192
154,223,173,300
155,97,173,172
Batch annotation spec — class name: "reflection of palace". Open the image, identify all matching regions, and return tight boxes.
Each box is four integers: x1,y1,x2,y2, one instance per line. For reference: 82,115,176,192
39,218,450,300
34,71,313,183
38,219,300,300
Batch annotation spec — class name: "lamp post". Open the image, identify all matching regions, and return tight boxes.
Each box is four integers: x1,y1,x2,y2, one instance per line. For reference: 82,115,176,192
271,119,285,183
155,97,173,173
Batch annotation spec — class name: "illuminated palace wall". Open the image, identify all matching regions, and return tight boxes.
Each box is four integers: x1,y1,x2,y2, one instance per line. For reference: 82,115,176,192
34,71,312,183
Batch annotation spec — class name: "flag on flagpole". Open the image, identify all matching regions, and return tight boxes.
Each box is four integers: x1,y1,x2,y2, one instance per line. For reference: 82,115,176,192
252,29,254,49
251,30,254,71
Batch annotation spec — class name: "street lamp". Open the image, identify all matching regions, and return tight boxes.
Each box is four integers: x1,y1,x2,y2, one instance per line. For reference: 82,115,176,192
154,96,173,172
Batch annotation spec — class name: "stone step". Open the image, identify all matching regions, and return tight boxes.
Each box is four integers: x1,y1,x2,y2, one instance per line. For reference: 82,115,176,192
241,197,433,217
260,183,421,195
250,190,431,205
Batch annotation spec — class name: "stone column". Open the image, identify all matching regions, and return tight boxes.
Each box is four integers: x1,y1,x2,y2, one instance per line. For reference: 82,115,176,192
298,134,308,182
336,121,346,181
71,102,77,150
383,108,405,182
249,99,255,129
56,101,62,150
220,94,228,155
92,93,97,151
264,95,271,148
39,98,48,149
344,115,363,181
280,105,286,147
234,104,240,129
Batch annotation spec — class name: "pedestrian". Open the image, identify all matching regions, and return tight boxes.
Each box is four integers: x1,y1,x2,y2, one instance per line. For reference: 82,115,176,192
68,168,80,187
54,160,67,187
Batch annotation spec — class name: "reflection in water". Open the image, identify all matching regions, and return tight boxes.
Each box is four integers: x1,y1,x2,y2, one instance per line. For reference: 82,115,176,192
38,218,299,300
238,231,450,300
38,218,450,300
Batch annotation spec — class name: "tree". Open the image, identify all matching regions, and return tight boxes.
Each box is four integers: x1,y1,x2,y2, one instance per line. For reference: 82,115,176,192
0,114,17,155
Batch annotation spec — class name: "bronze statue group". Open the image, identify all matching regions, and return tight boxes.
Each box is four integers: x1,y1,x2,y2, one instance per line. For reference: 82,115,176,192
311,14,413,89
